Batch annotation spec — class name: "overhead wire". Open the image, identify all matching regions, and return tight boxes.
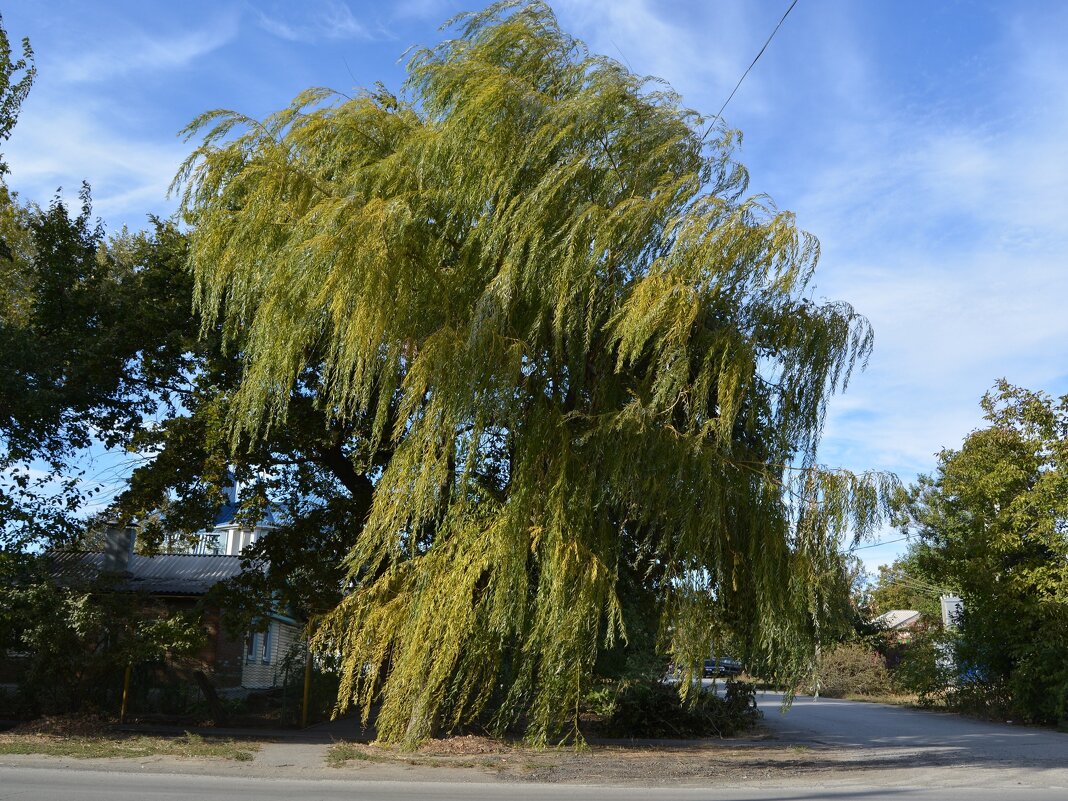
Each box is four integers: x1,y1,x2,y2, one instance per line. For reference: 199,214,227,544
886,568,942,590
883,569,948,596
882,574,942,597
849,535,910,551
702,0,801,141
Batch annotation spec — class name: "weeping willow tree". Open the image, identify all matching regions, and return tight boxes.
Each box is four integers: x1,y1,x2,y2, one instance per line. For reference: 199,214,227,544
175,1,894,745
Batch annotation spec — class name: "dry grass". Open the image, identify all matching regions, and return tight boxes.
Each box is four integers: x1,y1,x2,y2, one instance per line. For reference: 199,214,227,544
323,737,885,783
0,731,259,761
841,692,923,707
325,738,517,771
325,743,391,767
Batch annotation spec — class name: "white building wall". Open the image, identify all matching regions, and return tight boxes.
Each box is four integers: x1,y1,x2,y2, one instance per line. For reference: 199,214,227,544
240,620,303,689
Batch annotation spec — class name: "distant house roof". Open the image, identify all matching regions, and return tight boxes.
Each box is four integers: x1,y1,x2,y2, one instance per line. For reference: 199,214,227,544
873,609,923,629
51,552,248,595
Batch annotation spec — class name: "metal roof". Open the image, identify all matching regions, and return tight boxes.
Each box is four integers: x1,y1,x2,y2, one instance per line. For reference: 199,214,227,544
873,609,923,629
50,552,249,595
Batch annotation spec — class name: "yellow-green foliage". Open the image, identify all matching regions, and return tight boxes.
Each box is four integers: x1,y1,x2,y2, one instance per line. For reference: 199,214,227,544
175,1,894,745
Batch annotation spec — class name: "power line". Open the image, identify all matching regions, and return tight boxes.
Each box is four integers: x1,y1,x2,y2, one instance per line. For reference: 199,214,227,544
702,0,801,141
884,568,952,597
885,567,942,590
849,535,910,551
883,573,944,597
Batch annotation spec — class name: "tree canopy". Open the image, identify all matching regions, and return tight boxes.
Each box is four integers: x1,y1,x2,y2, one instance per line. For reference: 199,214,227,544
898,380,1068,723
0,9,376,627
0,11,34,178
867,550,944,624
175,0,892,744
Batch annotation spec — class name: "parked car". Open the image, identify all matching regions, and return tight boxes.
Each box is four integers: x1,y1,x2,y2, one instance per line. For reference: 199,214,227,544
703,657,743,678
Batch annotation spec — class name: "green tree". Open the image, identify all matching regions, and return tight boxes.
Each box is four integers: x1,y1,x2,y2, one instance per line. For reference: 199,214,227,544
0,13,371,715
0,171,374,632
0,553,203,716
868,549,944,624
0,189,381,619
0,197,199,548
176,1,892,744
899,380,1068,724
0,11,34,178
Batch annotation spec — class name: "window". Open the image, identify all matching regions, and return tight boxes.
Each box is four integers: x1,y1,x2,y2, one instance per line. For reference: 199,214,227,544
261,623,272,664
199,533,221,555
246,620,274,664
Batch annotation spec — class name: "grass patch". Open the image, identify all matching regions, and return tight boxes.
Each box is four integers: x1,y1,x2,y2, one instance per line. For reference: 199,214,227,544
325,742,504,771
325,742,390,767
0,732,258,761
841,693,922,707
327,734,519,769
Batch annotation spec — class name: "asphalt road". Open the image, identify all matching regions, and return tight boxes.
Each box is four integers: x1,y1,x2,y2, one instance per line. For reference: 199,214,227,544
755,691,1068,768
1,694,1065,800
0,766,1065,801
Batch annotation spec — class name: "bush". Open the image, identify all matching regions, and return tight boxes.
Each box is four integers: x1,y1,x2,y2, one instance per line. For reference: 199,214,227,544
592,679,761,738
892,630,1012,716
2,572,204,718
1011,638,1068,726
890,632,951,704
814,644,892,698
892,629,1068,724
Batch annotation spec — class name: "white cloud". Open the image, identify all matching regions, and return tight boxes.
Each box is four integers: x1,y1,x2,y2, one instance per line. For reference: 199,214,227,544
553,0,755,112
258,1,383,43
4,104,182,225
796,13,1068,493
56,15,239,83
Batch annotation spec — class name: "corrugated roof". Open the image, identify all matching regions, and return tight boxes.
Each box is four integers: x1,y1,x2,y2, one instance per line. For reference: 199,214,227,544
51,552,248,595
873,609,923,629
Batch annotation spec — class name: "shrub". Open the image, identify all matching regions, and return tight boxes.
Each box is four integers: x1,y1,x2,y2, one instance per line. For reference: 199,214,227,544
890,631,951,704
592,679,761,738
893,628,1068,724
814,643,892,698
1006,627,1068,725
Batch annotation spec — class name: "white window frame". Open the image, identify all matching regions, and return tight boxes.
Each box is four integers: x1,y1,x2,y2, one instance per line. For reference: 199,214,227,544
260,623,273,664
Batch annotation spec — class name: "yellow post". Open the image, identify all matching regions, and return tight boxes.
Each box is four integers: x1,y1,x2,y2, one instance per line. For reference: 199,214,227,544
119,664,133,724
301,641,313,728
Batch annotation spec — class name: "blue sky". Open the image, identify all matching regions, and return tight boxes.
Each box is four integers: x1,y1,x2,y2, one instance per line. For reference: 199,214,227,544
5,1,1068,571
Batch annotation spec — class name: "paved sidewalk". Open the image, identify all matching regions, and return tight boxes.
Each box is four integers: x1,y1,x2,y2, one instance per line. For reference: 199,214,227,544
114,712,385,776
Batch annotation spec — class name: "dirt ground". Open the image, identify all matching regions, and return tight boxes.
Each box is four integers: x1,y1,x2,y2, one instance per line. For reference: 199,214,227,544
325,730,889,785
3,710,1064,791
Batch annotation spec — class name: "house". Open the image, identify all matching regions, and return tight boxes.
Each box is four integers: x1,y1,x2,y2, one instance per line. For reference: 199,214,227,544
51,523,303,692
873,609,924,642
189,478,279,555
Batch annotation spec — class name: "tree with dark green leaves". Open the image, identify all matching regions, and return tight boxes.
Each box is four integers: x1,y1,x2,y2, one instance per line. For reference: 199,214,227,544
0,162,372,636
0,15,372,719
0,194,200,548
176,1,893,744
0,551,204,716
0,186,381,619
898,381,1068,724
0,11,33,178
